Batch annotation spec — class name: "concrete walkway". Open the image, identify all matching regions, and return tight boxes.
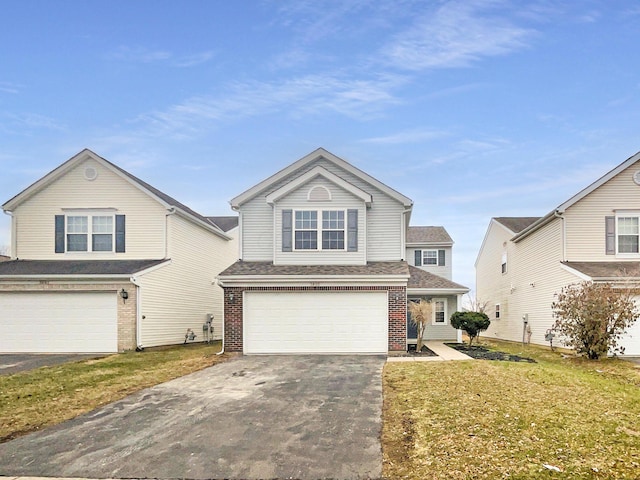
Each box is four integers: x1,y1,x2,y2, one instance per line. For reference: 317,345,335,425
387,341,473,362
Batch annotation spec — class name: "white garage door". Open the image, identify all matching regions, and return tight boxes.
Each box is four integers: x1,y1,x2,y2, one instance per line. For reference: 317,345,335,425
0,292,118,353
620,304,640,356
244,291,388,354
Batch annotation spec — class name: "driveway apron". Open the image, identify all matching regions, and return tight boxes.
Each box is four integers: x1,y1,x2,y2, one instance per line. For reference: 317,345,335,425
0,355,385,480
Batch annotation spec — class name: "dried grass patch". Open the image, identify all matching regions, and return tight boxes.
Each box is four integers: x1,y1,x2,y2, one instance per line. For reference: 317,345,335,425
383,342,640,479
0,342,228,442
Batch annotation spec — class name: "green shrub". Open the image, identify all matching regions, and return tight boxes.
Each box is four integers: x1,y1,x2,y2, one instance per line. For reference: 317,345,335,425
450,311,491,346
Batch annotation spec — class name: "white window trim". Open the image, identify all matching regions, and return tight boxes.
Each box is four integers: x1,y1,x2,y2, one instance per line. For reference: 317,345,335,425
495,303,500,319
501,251,507,274
422,249,439,266
431,298,448,325
65,212,116,253
292,209,347,251
615,211,640,257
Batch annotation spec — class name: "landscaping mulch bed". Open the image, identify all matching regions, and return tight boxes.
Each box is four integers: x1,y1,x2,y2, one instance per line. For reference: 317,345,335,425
391,345,438,357
445,343,536,363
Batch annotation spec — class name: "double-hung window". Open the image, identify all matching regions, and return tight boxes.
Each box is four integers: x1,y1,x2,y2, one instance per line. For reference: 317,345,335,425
67,215,114,252
617,216,639,254
423,250,438,265
56,212,125,253
294,210,345,250
433,299,447,325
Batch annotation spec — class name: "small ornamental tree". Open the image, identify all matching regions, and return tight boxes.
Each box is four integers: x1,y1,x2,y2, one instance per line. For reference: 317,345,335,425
551,281,638,359
408,299,433,352
450,311,491,346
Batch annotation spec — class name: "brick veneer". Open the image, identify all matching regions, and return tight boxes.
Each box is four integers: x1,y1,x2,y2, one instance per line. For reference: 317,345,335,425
223,285,407,353
0,281,137,351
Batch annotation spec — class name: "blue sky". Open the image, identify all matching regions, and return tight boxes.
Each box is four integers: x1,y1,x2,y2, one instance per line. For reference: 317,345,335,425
2,0,640,294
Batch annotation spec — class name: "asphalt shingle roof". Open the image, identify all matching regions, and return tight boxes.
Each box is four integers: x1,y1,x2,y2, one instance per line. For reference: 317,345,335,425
494,217,541,234
407,266,468,290
562,261,640,279
206,216,239,232
0,259,168,276
406,226,452,244
219,261,409,277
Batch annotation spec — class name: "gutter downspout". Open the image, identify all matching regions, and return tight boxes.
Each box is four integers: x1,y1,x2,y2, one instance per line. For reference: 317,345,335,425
130,276,143,350
554,211,566,261
165,207,176,259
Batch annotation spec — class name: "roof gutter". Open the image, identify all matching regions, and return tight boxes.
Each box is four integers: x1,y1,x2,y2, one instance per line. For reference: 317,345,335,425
511,210,559,243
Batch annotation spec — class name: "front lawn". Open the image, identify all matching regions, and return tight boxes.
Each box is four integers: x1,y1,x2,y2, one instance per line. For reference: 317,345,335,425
383,340,640,479
0,342,227,443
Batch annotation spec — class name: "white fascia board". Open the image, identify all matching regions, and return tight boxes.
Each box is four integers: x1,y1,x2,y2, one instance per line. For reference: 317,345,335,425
0,274,132,281
511,211,558,243
559,263,593,281
474,218,509,268
217,274,409,287
406,242,454,248
265,165,372,205
3,149,100,211
231,147,413,208
407,287,469,295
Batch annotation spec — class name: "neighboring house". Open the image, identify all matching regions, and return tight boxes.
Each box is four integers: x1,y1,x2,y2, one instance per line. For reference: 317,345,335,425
218,148,468,354
476,151,640,356
0,255,10,262
0,149,238,353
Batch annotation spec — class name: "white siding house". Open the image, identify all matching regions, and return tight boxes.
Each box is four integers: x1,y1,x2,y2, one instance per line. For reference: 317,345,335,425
218,148,468,354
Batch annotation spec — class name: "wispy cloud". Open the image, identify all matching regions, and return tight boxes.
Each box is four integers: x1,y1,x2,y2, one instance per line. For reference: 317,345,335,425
0,82,22,94
132,72,406,138
107,46,215,67
0,113,66,134
361,128,449,145
381,0,535,71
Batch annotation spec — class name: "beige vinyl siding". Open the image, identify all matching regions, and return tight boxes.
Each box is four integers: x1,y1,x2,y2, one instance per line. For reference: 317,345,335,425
239,157,405,262
479,219,581,346
565,160,640,260
476,221,514,340
12,159,167,259
407,247,452,280
136,214,237,347
274,177,366,265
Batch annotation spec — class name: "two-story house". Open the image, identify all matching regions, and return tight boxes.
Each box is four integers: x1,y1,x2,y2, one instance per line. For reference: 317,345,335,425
476,151,640,356
0,149,238,353
217,148,468,354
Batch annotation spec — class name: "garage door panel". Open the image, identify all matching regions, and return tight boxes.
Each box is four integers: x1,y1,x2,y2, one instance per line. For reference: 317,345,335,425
244,291,388,354
0,292,117,353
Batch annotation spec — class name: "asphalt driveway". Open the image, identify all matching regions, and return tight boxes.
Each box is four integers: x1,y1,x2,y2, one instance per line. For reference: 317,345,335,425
0,354,106,375
0,355,385,480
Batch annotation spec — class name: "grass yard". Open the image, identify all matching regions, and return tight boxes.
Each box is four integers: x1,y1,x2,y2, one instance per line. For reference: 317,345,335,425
0,342,228,443
383,339,640,479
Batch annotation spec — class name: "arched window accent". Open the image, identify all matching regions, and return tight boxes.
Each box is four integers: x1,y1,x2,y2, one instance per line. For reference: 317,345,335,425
308,185,331,202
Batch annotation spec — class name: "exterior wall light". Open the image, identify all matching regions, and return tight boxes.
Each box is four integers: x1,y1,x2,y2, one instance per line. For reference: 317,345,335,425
120,288,129,302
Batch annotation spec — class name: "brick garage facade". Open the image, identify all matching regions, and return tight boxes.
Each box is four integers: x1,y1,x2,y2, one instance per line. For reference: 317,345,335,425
0,281,137,351
223,285,407,353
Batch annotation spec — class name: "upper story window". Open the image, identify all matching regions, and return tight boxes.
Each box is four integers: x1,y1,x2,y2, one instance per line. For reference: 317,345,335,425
294,210,345,250
55,213,125,254
495,304,500,319
618,216,639,253
501,251,507,274
414,249,445,267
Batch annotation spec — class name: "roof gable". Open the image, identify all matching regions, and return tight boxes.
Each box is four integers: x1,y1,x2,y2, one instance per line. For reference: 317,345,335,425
3,149,230,240
265,165,373,206
230,147,412,209
513,150,640,242
493,217,541,234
